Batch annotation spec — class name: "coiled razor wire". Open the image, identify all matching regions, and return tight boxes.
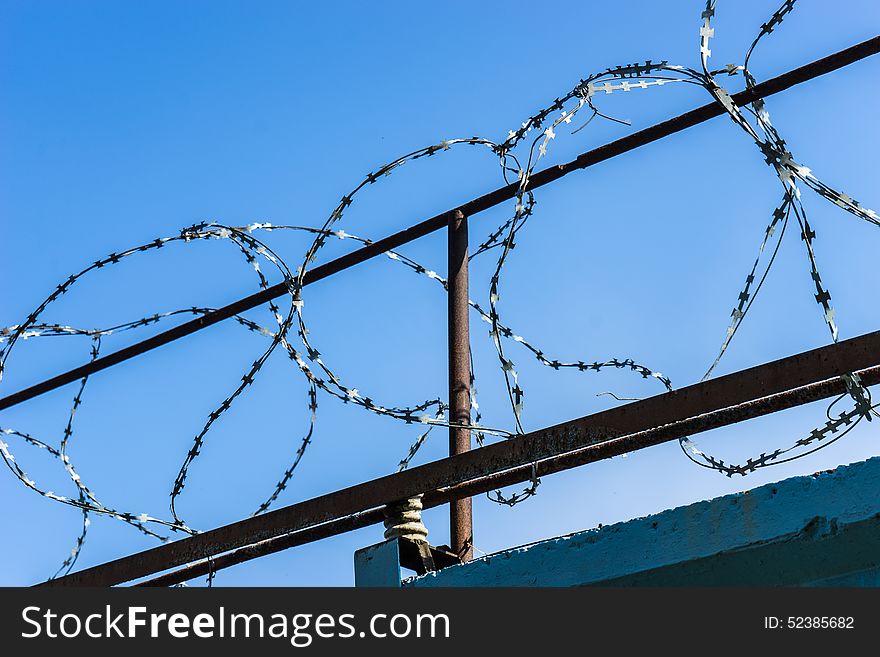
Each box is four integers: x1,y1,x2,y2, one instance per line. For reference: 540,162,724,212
1,0,878,579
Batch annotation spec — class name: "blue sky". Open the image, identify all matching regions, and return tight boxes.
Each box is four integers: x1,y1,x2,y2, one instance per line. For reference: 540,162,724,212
1,1,879,586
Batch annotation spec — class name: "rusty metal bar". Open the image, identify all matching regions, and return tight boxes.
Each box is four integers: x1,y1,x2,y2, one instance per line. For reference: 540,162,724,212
43,329,880,586
135,510,383,587
447,210,473,562
3,35,878,413
439,364,880,500
134,361,880,587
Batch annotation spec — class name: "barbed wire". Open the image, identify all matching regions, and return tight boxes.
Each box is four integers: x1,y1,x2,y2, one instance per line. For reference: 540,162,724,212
1,0,877,579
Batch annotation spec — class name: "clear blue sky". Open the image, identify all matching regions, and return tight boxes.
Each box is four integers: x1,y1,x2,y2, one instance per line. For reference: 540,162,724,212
1,1,879,586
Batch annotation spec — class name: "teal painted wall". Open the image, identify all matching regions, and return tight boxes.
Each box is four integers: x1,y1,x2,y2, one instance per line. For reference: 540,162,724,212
403,457,880,587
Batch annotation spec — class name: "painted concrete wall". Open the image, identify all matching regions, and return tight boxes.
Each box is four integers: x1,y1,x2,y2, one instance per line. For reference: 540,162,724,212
404,456,880,587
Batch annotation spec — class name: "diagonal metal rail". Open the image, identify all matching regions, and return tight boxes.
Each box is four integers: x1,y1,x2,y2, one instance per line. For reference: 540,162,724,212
137,361,880,587
43,329,880,586
3,35,878,413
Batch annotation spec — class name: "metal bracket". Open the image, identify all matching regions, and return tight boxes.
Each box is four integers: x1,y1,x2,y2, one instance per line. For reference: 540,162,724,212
354,538,461,587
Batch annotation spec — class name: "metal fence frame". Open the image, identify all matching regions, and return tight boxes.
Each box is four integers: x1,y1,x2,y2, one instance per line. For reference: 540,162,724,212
1,36,875,586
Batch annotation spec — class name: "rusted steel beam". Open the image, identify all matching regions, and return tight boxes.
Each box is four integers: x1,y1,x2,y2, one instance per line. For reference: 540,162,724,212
447,210,473,562
43,329,880,586
3,35,878,413
135,510,383,587
131,361,880,587
436,363,880,500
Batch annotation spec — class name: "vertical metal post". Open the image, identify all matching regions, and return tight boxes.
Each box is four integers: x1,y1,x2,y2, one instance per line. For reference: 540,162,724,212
447,209,473,562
